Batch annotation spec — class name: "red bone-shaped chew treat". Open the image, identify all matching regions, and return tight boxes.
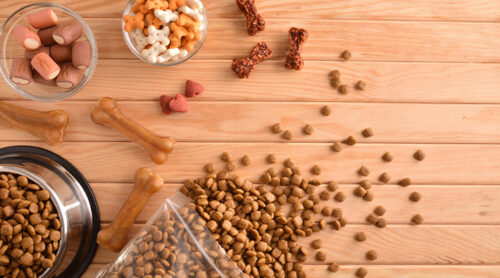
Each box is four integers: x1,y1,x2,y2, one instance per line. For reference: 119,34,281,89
91,97,175,164
231,41,272,78
236,0,265,36
285,27,309,70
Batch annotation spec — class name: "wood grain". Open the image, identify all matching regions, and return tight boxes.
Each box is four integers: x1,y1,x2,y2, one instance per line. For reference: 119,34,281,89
0,141,498,184
94,183,500,224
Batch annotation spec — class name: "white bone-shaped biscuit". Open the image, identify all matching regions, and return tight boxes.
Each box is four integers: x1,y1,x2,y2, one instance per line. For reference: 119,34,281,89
178,5,203,22
147,25,170,46
157,48,181,63
186,0,203,10
141,42,167,63
171,49,189,62
130,28,148,50
154,9,179,25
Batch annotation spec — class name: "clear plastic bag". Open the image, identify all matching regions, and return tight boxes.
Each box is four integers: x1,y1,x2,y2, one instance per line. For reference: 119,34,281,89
97,193,245,278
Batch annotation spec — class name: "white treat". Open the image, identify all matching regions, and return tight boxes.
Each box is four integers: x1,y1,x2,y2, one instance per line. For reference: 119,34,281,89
186,0,203,10
154,9,179,25
157,48,181,63
170,49,189,62
178,5,203,22
147,26,170,46
141,42,167,63
130,28,148,50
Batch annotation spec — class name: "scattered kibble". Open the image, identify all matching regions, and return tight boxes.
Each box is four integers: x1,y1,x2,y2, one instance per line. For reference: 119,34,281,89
375,218,387,228
221,152,232,162
412,214,423,225
330,70,341,79
382,152,394,162
334,191,346,202
321,206,333,217
354,231,366,242
303,124,314,135
282,130,293,140
355,267,368,278
338,84,349,94
266,154,277,164
409,191,422,202
398,177,412,187
319,190,330,200
311,239,322,249
360,180,372,189
358,166,370,177
332,220,341,231
315,251,326,261
340,50,352,61
366,250,378,261
362,128,374,138
330,78,341,89
327,262,339,273
332,208,343,218
240,155,251,166
331,141,343,152
204,163,216,173
343,135,357,145
353,186,367,198
327,181,338,192
226,162,236,172
379,172,391,183
355,80,366,91
321,105,331,116
374,205,386,216
311,165,321,175
284,158,295,168
339,217,347,227
271,123,283,134
363,191,374,201
414,149,426,161
366,213,378,224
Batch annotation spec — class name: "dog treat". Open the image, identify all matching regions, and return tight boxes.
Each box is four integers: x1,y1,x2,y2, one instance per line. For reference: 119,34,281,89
374,205,386,216
355,80,366,91
319,190,330,201
398,177,412,187
382,152,394,162
141,42,167,63
236,0,265,35
360,180,372,189
97,168,164,252
358,166,370,177
0,172,62,277
13,25,41,50
10,58,33,85
362,127,374,138
356,267,368,278
327,181,338,192
311,239,322,249
28,8,58,29
303,124,314,135
330,78,341,89
124,13,146,32
25,46,50,60
366,250,378,261
204,162,215,173
168,0,186,10
0,101,68,145
226,162,237,172
332,219,341,230
409,191,422,202
31,52,60,80
52,20,83,46
379,172,391,183
282,130,292,140
330,69,341,79
328,262,339,273
285,27,308,70
37,26,57,46
340,50,352,61
91,97,175,164
178,5,204,22
232,42,272,78
355,231,366,242
338,84,349,94
320,105,331,116
334,191,346,202
157,48,181,63
159,94,173,115
240,154,251,166
266,154,277,164
332,208,343,218
412,214,423,225
330,141,343,152
33,70,56,86
375,218,387,228
271,123,283,134
353,186,367,198
146,0,169,10
220,152,232,163
56,63,81,89
366,213,378,224
321,206,332,216
185,80,204,97
169,93,189,113
155,9,179,25
311,165,321,175
363,191,374,201
414,149,426,161
50,44,72,63
168,22,194,48
72,41,91,69
343,135,357,145
315,251,326,261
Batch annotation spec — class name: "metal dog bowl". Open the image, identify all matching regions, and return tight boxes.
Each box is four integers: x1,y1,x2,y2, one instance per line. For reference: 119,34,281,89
0,146,99,277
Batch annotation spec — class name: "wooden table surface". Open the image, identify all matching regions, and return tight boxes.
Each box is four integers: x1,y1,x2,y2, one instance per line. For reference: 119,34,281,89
1,0,500,277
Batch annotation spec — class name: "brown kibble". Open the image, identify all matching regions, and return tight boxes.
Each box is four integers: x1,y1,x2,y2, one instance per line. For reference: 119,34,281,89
366,250,378,261
19,252,33,266
412,214,423,225
319,190,330,200
338,84,348,95
342,136,357,145
303,124,314,135
363,191,374,201
414,149,426,161
330,70,341,79
356,267,368,278
271,123,283,134
358,166,370,177
226,162,236,172
321,206,332,216
320,105,331,116
204,163,215,173
17,176,28,187
266,154,277,164
282,130,293,140
332,208,343,218
311,165,321,175
361,128,374,138
409,191,422,202
366,213,378,224
328,262,339,273
330,78,341,89
374,205,386,216
221,152,232,162
353,186,367,198
340,50,351,61
240,155,251,166
332,220,341,231
355,80,366,91
334,192,346,202
37,190,50,201
398,178,412,187
379,172,391,183
315,251,326,261
382,152,393,162
375,218,387,228
360,180,371,190
311,239,322,249
354,232,366,242
330,141,343,152
41,258,53,268
327,181,338,192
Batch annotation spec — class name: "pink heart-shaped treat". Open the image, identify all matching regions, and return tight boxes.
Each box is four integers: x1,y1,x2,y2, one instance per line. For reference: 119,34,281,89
159,95,173,115
169,94,188,113
185,80,204,98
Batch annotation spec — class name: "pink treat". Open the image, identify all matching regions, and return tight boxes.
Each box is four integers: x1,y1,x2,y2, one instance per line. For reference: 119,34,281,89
31,52,60,80
33,70,56,86
72,41,91,69
52,20,82,46
10,58,32,85
38,26,57,46
56,63,82,89
25,47,50,60
13,25,41,50
50,45,72,63
27,8,58,29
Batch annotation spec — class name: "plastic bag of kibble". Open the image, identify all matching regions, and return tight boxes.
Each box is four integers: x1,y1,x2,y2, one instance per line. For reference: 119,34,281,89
97,193,246,278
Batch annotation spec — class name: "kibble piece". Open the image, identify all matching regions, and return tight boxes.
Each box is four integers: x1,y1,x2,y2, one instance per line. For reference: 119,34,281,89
221,152,232,162
379,172,391,183
374,205,386,216
315,251,326,261
332,220,341,231
320,105,331,116
226,162,236,172
240,155,251,166
353,186,367,198
311,165,321,175
363,191,374,201
282,130,293,140
354,232,366,242
204,163,216,173
330,70,341,79
338,84,349,95
332,208,343,218
343,135,357,146
358,166,370,177
331,141,343,152
375,218,387,228
319,190,330,200
266,154,277,164
398,178,412,187
327,262,339,273
330,78,341,89
321,206,332,216
356,267,368,278
366,213,378,224
362,128,374,138
355,80,366,91
409,191,422,202
414,149,426,161
382,152,393,162
360,180,371,190
334,192,346,202
311,239,322,249
340,50,351,61
366,250,378,261
412,214,423,225
303,124,314,135
271,123,283,134
327,181,338,192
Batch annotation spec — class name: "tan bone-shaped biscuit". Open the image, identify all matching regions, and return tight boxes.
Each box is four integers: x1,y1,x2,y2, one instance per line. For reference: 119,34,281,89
0,102,68,146
97,167,164,252
91,97,175,164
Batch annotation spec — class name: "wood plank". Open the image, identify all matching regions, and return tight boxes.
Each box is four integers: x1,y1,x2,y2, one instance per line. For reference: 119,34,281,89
1,0,499,22
2,18,499,62
83,264,500,278
90,224,500,264
1,101,500,143
0,142,499,184
93,183,500,224
2,60,500,104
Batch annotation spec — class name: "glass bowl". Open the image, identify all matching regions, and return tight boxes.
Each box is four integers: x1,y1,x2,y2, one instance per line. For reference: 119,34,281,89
0,3,98,102
122,0,208,66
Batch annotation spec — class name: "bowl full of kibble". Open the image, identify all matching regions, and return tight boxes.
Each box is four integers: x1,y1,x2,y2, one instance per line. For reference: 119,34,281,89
0,146,99,277
122,0,208,66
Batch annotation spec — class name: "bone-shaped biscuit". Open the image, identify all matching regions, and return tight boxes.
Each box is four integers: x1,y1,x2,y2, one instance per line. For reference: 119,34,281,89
0,102,68,146
91,97,175,164
147,25,170,46
154,9,179,25
141,42,167,63
97,167,164,252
